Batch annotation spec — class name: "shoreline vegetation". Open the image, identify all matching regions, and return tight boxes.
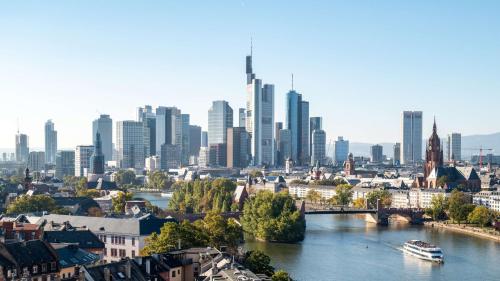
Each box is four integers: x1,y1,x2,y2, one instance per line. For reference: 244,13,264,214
424,221,500,242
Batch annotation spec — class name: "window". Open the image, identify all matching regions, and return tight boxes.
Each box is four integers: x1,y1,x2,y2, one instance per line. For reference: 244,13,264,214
132,237,135,246
119,249,126,257
172,271,176,278
103,248,107,256
131,250,135,258
111,248,117,257
33,265,38,274
51,262,56,271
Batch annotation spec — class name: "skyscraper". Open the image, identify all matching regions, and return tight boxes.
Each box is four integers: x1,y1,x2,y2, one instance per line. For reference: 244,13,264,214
245,46,274,166
75,145,94,177
286,90,309,165
201,131,208,148
334,136,349,164
401,111,423,165
137,105,156,157
15,133,29,162
275,122,283,166
116,121,144,169
447,133,462,161
155,107,182,154
370,144,384,163
56,150,75,179
310,117,322,155
181,114,190,165
311,129,326,165
393,143,401,166
300,100,310,165
92,114,113,163
239,108,246,127
279,129,292,165
227,127,251,168
189,125,202,157
208,100,233,145
44,120,57,164
160,144,181,170
90,132,105,175
28,151,45,172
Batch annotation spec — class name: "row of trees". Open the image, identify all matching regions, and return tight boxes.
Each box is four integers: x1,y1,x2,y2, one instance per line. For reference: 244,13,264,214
304,186,392,209
427,190,497,227
6,195,71,215
168,179,238,213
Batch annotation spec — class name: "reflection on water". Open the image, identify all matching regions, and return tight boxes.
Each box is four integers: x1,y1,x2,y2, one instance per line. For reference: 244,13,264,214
132,192,170,209
245,214,500,281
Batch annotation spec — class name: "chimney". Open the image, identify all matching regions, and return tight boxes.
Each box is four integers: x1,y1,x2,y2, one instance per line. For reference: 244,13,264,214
146,259,151,275
103,267,111,281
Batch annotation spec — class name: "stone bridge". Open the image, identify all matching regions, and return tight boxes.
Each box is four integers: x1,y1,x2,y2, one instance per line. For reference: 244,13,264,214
364,201,424,225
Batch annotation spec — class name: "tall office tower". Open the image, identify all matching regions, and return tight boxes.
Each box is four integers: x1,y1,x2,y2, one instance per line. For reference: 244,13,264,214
300,101,310,165
401,111,423,165
334,136,349,164
15,133,29,162
92,114,113,163
55,150,75,179
227,127,251,168
75,145,94,177
28,151,45,172
2,153,6,162
370,144,384,163
310,117,322,154
208,100,233,145
90,132,105,175
275,122,283,166
44,120,57,164
286,90,309,165
181,114,190,165
239,108,246,128
198,147,209,167
155,106,182,154
116,121,144,169
311,129,326,165
201,131,208,147
209,143,227,167
393,143,401,166
137,105,156,157
279,129,292,165
447,133,462,161
245,46,274,166
145,156,160,172
160,144,181,170
189,125,202,157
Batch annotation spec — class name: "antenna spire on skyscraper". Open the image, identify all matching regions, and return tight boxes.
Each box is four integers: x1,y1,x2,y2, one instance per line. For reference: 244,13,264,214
291,73,294,90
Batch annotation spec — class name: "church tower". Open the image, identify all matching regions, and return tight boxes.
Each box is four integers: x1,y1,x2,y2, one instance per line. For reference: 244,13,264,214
424,119,444,184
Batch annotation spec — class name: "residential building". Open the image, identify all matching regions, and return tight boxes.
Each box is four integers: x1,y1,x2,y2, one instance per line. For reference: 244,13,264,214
55,244,100,280
116,121,144,170
401,111,423,164
311,129,326,165
208,100,233,146
15,133,29,162
370,144,383,163
473,191,500,212
393,143,401,166
28,151,45,172
56,150,75,179
227,127,250,168
44,120,57,164
447,133,462,162
334,136,349,164
75,145,94,177
92,114,113,163
160,144,181,170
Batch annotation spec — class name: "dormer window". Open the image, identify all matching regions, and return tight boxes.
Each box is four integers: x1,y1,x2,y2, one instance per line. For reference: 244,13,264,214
42,263,47,272
33,265,38,274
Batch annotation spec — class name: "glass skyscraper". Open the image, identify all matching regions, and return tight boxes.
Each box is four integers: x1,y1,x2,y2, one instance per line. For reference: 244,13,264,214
401,111,423,164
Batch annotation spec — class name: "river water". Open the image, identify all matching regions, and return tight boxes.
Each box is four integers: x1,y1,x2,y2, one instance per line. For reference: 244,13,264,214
245,214,500,281
134,192,499,281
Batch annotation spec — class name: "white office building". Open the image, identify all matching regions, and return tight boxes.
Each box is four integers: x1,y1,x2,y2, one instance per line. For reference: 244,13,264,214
75,145,94,177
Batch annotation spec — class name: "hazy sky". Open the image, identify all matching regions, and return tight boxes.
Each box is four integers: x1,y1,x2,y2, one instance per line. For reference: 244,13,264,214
1,0,499,149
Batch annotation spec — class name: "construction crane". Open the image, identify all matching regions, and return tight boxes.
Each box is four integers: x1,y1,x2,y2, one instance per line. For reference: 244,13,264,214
463,147,494,170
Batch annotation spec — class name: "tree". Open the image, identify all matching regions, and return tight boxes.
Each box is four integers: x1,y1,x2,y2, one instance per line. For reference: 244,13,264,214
427,194,448,220
7,195,57,214
366,190,392,208
272,270,292,281
115,170,136,186
333,184,353,206
249,170,264,178
468,205,494,227
353,198,366,209
241,191,306,243
148,171,168,190
436,176,449,188
448,190,473,224
306,189,321,204
244,250,275,276
77,188,101,198
111,191,133,214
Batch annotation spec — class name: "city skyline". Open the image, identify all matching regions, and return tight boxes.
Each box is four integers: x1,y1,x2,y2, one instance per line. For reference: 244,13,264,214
1,1,500,149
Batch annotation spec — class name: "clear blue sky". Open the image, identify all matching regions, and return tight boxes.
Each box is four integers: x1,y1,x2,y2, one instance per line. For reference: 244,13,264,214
1,0,499,149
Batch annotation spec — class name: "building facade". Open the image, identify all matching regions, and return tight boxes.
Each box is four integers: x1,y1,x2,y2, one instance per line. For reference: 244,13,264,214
28,151,45,172
116,121,145,170
44,120,57,164
208,100,233,146
393,143,401,166
56,150,75,179
447,133,461,162
160,144,181,170
334,136,349,164
15,133,29,163
93,114,113,163
311,129,326,165
189,125,202,158
75,145,94,177
227,127,250,168
401,111,423,165
370,144,384,163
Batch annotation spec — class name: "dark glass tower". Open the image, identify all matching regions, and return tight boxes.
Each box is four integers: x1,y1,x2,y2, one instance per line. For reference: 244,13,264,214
90,132,105,174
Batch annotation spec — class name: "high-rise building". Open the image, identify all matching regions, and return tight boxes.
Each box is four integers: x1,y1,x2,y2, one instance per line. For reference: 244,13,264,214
92,114,113,163
393,143,401,166
15,133,29,163
311,129,326,165
201,131,208,148
334,136,349,164
181,114,190,165
275,122,283,166
245,47,274,166
401,111,423,165
75,145,94,177
300,101,310,165
137,105,156,157
208,100,233,146
227,127,251,168
160,144,181,170
310,117,322,154
189,125,202,157
155,107,182,154
370,144,384,163
44,120,57,164
198,147,209,168
116,121,144,169
209,143,227,167
56,150,75,179
286,90,309,165
447,133,462,161
90,132,105,175
278,129,292,165
239,108,246,128
28,151,45,172
145,156,160,172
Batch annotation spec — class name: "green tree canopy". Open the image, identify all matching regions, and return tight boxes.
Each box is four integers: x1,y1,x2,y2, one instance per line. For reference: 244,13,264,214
241,191,305,243
272,270,292,281
148,171,169,189
333,184,353,206
305,189,321,204
366,190,392,208
468,205,494,227
427,194,448,220
243,250,275,276
111,191,133,214
448,190,473,224
115,170,136,186
7,195,57,214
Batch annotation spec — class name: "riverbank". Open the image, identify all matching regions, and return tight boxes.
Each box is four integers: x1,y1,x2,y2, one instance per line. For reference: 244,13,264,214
424,221,500,242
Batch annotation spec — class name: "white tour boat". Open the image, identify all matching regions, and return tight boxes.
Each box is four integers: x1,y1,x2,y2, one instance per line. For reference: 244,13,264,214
160,192,173,198
403,240,444,263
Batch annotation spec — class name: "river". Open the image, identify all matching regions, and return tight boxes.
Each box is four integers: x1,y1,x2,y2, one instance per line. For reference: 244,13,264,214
245,214,500,281
132,191,170,209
